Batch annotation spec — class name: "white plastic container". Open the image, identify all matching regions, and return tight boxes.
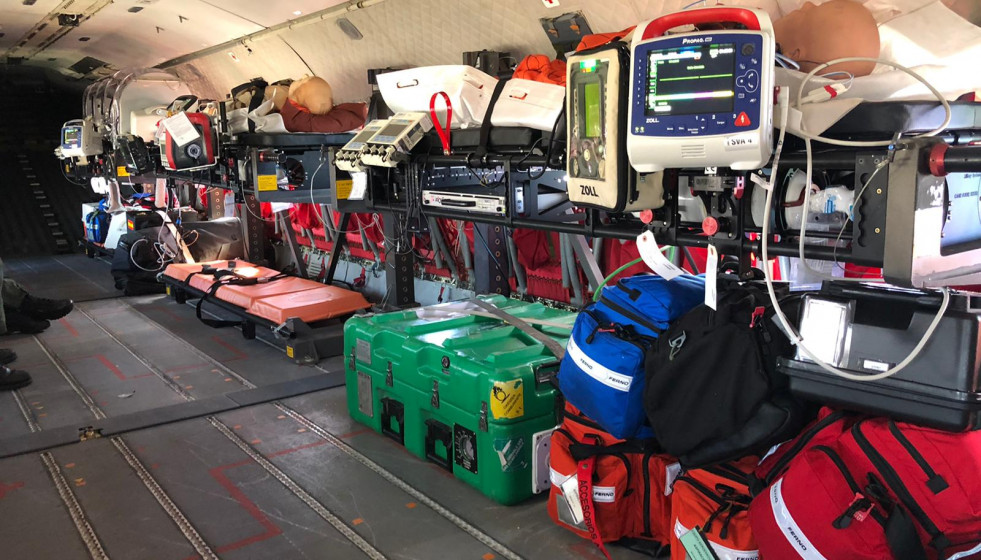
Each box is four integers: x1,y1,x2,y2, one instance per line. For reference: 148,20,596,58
490,79,565,131
378,65,498,129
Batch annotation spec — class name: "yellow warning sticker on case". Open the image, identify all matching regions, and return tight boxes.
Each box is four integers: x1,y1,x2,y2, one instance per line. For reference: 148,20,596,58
257,175,277,191
117,166,130,177
335,179,353,200
286,346,294,359
491,379,524,419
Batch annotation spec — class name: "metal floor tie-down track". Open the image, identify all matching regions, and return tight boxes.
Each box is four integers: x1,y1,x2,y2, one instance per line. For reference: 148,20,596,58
0,286,644,559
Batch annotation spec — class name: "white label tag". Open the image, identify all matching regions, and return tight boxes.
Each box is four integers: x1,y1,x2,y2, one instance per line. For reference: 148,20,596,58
637,231,686,280
350,172,368,200
542,0,560,7
162,112,201,147
664,462,682,496
706,244,719,310
560,476,584,525
725,134,759,151
863,359,890,372
592,486,616,503
566,337,634,392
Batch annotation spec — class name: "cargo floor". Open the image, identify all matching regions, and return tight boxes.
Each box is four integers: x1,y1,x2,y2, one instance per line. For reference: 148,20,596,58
0,258,653,559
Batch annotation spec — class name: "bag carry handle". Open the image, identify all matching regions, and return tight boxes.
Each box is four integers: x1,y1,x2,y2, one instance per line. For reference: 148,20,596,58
430,91,453,155
640,7,762,40
396,79,419,88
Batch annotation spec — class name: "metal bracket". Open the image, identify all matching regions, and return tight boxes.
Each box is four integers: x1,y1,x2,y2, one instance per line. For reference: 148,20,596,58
386,362,393,387
479,402,488,432
431,380,440,409
78,426,103,442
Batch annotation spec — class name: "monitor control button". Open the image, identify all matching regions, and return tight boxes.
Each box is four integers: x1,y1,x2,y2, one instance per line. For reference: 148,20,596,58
742,43,756,56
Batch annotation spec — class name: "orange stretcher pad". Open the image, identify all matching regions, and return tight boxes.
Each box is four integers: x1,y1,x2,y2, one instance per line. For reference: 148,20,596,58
162,261,369,324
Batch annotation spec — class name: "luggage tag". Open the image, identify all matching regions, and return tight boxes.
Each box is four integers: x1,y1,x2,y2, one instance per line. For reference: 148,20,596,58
559,475,585,525
705,245,718,310
161,112,201,147
679,526,721,560
664,462,682,496
349,172,368,200
637,231,685,280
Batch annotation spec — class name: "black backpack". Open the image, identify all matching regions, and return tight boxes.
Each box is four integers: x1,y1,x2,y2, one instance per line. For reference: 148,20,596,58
643,282,808,468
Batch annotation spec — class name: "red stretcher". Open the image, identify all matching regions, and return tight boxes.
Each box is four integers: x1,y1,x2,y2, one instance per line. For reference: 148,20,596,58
160,260,370,363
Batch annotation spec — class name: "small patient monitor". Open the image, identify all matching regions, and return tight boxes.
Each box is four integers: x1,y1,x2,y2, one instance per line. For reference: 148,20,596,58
627,7,775,172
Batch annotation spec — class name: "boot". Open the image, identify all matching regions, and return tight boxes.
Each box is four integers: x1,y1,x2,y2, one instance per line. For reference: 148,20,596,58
4,309,50,334
19,295,74,321
0,349,15,365
0,365,31,391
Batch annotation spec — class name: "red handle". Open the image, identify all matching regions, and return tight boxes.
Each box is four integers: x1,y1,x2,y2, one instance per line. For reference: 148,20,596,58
641,7,761,40
429,92,453,156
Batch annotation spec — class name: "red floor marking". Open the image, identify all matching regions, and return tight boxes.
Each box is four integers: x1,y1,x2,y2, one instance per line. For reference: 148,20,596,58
211,336,249,361
59,319,79,337
208,462,282,554
157,307,186,323
95,354,153,381
199,437,334,554
338,428,372,439
0,481,24,499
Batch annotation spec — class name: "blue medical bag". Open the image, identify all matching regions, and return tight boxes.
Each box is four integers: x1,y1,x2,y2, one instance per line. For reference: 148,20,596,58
557,274,704,439
85,199,110,244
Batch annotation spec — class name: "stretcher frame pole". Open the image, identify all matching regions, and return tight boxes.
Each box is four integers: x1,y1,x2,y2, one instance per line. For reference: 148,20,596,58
383,211,417,309
277,209,308,279
325,212,351,288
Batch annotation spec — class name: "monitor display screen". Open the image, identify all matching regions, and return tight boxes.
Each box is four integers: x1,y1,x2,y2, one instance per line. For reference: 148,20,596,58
377,122,409,139
584,82,602,138
351,126,379,144
645,43,736,116
63,127,81,144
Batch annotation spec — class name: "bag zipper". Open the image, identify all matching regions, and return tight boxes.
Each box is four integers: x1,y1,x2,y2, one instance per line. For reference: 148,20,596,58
676,474,750,539
851,422,951,554
597,295,664,335
812,445,886,529
555,428,633,492
761,410,848,487
704,464,751,487
582,310,651,354
886,421,949,494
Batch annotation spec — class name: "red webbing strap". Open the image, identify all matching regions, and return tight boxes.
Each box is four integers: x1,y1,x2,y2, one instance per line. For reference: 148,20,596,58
430,91,453,155
578,435,612,560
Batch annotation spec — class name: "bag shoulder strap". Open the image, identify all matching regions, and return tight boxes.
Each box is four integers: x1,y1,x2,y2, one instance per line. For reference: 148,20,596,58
475,78,510,157
469,298,565,360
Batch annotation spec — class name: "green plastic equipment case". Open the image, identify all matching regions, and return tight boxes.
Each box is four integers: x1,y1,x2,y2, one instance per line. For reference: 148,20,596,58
344,296,575,505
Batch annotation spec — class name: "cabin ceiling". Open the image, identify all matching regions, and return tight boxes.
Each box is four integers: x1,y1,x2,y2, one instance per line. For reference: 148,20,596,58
0,0,349,78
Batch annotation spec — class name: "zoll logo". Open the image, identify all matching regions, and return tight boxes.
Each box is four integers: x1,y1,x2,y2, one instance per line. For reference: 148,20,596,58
580,185,598,197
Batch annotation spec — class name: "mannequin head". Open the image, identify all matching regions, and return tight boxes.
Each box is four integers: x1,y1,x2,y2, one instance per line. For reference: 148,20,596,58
288,76,334,114
774,0,880,77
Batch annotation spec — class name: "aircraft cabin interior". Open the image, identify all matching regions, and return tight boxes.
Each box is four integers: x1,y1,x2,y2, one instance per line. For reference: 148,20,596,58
0,0,980,558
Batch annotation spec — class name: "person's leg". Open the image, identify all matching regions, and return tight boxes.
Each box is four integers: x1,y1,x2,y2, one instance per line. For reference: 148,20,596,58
0,260,31,390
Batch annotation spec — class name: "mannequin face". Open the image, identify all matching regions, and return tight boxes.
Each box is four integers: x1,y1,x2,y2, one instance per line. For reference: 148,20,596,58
774,0,880,76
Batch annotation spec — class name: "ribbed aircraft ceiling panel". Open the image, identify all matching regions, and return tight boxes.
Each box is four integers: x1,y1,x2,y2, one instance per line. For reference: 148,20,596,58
200,0,351,27
172,0,784,102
